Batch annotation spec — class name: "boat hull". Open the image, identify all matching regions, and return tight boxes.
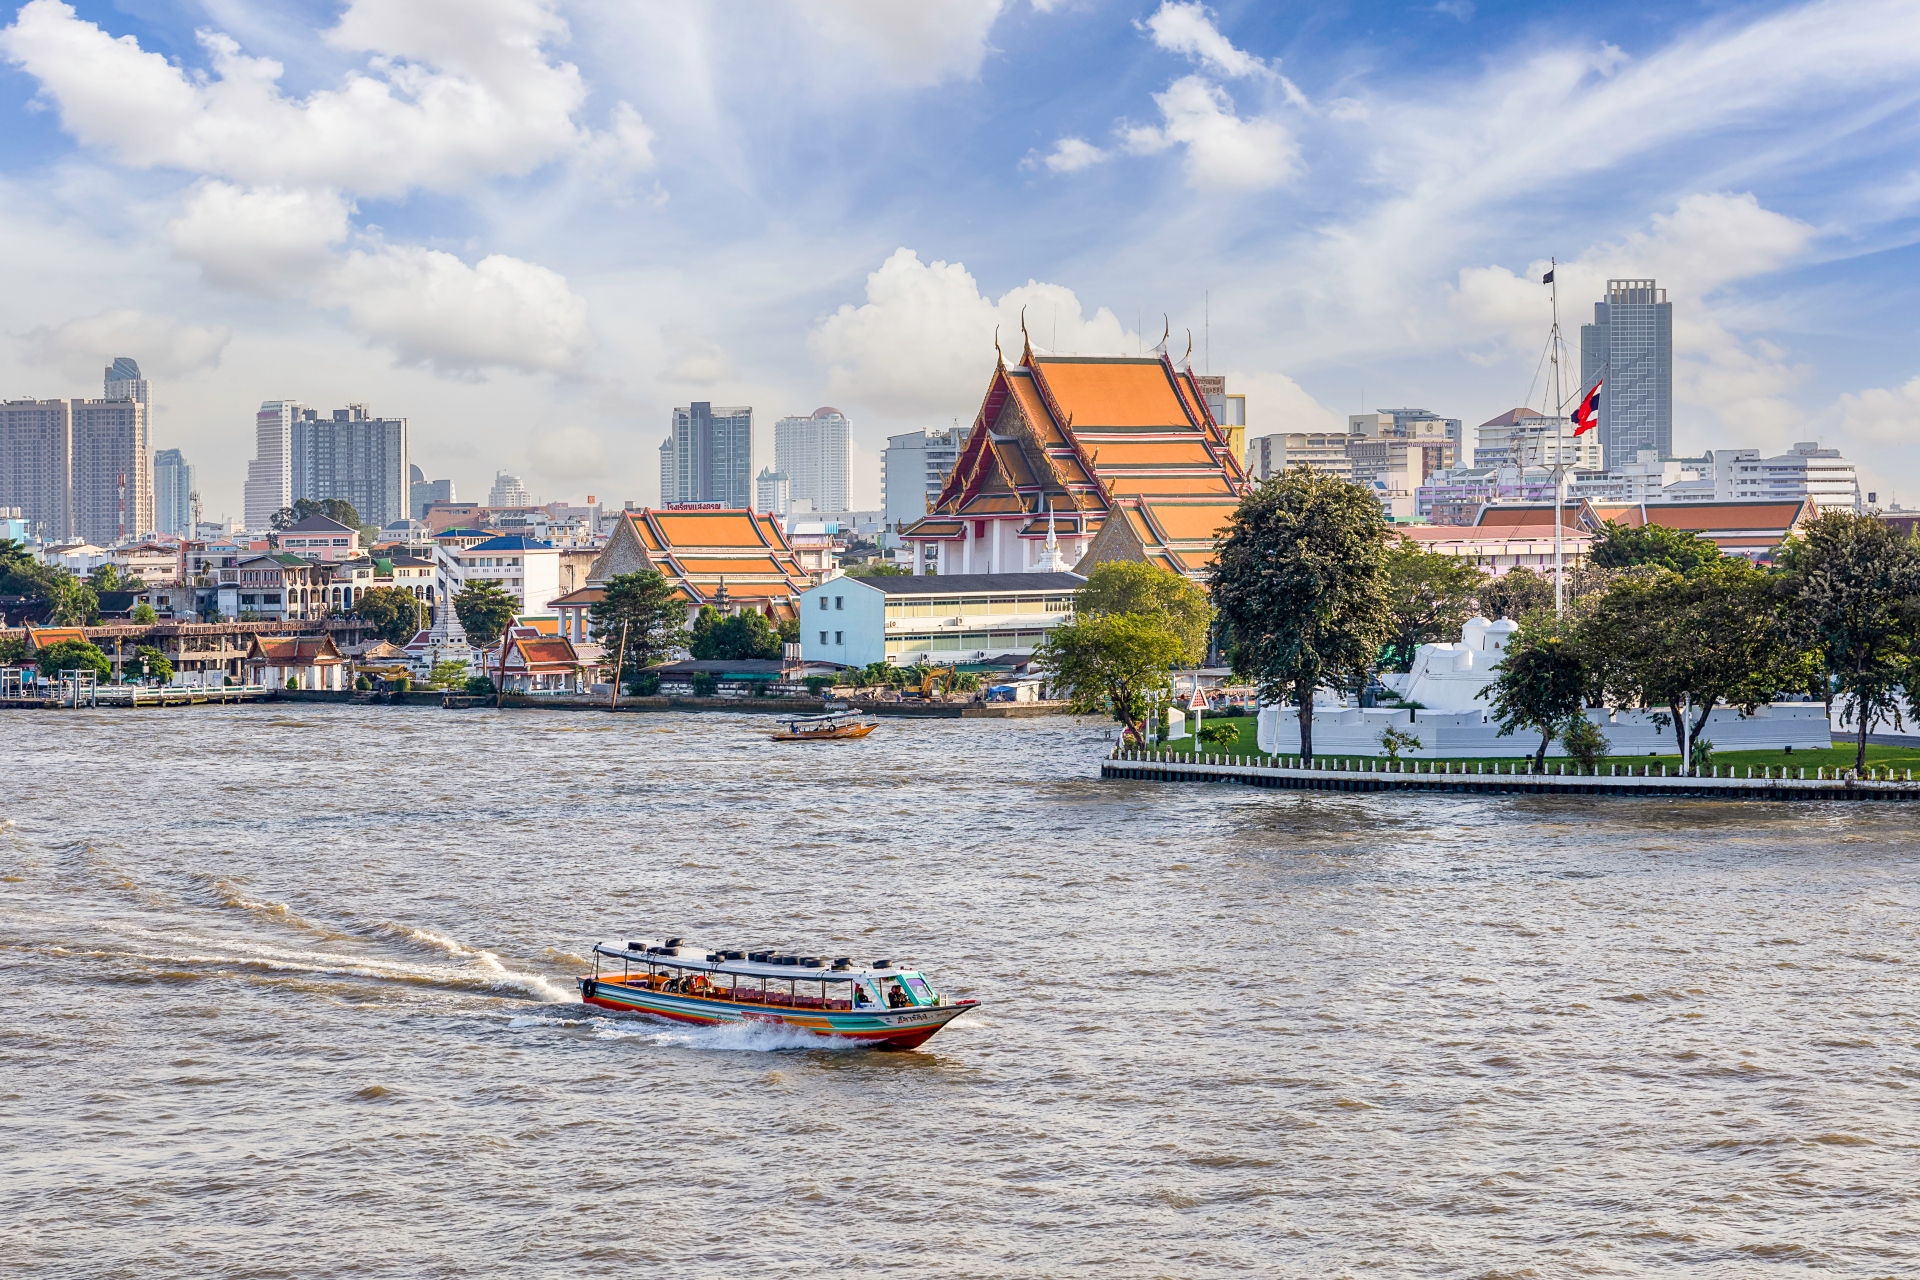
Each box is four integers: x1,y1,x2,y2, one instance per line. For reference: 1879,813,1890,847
579,978,974,1050
769,723,876,741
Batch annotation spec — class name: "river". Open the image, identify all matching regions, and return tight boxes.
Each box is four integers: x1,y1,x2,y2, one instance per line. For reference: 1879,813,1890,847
3,706,1916,1277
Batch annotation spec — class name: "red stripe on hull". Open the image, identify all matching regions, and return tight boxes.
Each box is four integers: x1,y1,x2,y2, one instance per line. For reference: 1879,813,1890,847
581,993,952,1049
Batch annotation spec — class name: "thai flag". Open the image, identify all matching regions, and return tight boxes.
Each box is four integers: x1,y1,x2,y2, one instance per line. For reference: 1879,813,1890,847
1572,379,1601,436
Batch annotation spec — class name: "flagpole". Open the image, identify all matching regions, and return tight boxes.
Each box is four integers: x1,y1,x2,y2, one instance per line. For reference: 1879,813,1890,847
1548,258,1566,618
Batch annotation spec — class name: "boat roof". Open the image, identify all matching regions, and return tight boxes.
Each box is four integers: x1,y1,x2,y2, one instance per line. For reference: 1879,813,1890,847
594,942,915,981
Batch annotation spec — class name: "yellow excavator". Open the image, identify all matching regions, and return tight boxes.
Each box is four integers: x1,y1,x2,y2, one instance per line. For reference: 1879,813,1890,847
915,668,954,699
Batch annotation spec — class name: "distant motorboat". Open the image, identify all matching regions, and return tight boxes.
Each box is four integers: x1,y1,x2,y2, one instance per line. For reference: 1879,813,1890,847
770,712,877,741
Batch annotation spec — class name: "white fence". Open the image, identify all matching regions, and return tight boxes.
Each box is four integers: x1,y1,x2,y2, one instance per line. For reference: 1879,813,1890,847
1256,701,1832,759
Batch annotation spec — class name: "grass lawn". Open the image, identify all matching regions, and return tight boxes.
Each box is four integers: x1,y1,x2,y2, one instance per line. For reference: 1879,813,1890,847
1147,716,1920,776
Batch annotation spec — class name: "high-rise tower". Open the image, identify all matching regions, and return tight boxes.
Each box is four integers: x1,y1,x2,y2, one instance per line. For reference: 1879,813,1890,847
1580,279,1673,469
668,402,753,508
154,448,195,537
774,407,850,516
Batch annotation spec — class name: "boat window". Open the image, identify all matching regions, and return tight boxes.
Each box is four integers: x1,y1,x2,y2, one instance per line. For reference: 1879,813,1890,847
902,975,935,1004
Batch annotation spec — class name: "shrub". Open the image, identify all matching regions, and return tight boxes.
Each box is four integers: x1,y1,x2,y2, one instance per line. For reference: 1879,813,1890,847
625,671,661,697
1197,722,1239,751
1690,738,1715,775
390,675,410,694
355,674,372,691
804,675,832,697
286,676,299,690
690,672,719,697
1560,716,1608,774
1378,725,1421,761
464,675,496,697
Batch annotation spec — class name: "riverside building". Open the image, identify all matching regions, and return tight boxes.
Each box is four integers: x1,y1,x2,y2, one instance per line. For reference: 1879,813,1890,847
796,571,1083,669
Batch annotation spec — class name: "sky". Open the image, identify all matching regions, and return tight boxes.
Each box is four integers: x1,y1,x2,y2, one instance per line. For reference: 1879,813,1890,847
2,0,1919,520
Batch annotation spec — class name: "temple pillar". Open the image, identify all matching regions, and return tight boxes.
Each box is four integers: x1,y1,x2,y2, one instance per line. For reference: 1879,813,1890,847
991,520,1003,573
912,541,925,575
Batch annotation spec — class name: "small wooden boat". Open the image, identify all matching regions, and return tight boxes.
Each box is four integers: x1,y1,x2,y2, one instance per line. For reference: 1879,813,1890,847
579,939,978,1050
770,712,877,741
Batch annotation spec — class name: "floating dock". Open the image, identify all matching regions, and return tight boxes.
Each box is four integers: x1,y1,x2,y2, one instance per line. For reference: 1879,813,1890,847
1101,750,1920,801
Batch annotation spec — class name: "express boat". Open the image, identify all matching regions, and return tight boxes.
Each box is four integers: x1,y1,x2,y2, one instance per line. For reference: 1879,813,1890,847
770,712,877,742
579,939,978,1050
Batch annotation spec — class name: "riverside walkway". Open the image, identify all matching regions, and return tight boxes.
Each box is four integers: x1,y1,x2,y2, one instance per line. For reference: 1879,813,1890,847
1102,749,1920,801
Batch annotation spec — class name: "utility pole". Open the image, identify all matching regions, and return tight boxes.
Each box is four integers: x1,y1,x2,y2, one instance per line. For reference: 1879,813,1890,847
1547,260,1568,618
610,619,629,710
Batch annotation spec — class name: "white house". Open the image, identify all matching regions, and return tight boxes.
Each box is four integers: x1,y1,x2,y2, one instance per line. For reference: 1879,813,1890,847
452,535,561,621
795,571,1083,669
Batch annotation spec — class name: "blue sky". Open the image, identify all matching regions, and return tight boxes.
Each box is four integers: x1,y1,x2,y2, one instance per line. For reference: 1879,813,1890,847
2,0,1918,515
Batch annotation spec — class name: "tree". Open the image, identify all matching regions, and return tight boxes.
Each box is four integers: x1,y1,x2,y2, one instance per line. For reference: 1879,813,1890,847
1480,621,1587,770
36,638,110,681
1210,466,1392,762
1777,511,1920,771
272,498,362,532
1560,715,1608,773
48,576,98,625
1073,561,1212,666
1196,722,1239,751
588,570,689,677
1476,566,1554,621
131,602,158,624
1590,521,1722,574
846,560,908,577
1380,538,1484,671
130,645,173,683
1580,562,1812,762
688,606,782,660
425,659,469,690
1036,613,1187,746
86,563,123,593
353,586,426,645
454,581,517,648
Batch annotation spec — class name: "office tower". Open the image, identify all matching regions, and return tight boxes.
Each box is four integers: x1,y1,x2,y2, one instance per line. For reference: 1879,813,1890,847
410,462,456,520
1376,408,1462,455
0,398,74,541
489,470,531,507
658,438,676,505
669,402,753,508
881,427,962,547
774,407,850,516
154,448,195,537
756,467,791,518
104,357,150,407
72,398,152,544
1194,376,1247,465
244,400,298,531
1581,279,1673,469
287,404,410,528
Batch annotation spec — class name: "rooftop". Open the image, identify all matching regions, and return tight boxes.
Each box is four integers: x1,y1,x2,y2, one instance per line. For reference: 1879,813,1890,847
468,535,554,551
829,572,1087,596
281,514,356,534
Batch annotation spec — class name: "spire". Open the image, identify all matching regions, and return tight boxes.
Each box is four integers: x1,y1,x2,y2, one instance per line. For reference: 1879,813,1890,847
1037,493,1069,572
1020,305,1034,366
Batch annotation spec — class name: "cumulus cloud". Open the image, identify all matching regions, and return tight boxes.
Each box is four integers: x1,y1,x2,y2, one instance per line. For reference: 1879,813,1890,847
1141,2,1267,79
19,308,231,379
168,182,352,293
793,0,1008,89
0,0,595,198
659,326,733,385
1831,377,1920,446
807,247,1139,419
1038,137,1109,174
1122,76,1299,190
321,247,591,377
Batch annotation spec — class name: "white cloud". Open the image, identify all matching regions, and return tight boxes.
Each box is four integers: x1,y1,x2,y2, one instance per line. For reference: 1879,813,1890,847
1122,76,1298,190
792,0,1008,89
321,246,591,377
1230,370,1342,435
1040,137,1109,173
1141,2,1267,79
528,424,608,483
0,0,589,198
19,308,231,379
659,326,733,385
581,102,658,174
807,247,1138,419
1831,377,1920,446
1433,0,1475,21
168,182,351,294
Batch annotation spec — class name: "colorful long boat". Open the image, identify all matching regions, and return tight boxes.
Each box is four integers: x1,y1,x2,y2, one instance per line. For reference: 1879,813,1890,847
579,939,978,1050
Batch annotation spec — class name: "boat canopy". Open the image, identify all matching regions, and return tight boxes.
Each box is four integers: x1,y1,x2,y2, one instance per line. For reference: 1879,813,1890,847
592,942,911,983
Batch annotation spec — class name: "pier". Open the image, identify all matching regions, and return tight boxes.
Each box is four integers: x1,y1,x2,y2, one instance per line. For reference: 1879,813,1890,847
1101,750,1920,801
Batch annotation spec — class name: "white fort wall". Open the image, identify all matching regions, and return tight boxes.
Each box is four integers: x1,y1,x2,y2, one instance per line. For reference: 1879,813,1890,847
1255,702,1831,759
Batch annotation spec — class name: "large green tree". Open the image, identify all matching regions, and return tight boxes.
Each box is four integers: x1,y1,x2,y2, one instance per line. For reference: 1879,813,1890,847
1590,521,1723,574
454,580,517,649
48,575,99,625
1073,560,1212,665
130,645,173,683
1481,621,1588,770
272,498,362,532
588,570,690,676
352,586,426,645
1580,562,1813,761
36,638,111,681
1476,565,1555,621
1210,466,1391,761
1036,613,1188,747
1777,511,1920,771
1381,538,1484,671
689,605,783,660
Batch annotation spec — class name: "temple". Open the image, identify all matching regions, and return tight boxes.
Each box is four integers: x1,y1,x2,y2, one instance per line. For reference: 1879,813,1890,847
549,507,811,644
899,331,1248,582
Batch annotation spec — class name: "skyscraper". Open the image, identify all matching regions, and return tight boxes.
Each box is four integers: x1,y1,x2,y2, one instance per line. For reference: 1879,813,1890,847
658,438,676,505
0,398,74,541
1580,279,1673,469
775,407,850,515
289,404,410,527
755,467,791,518
72,398,151,545
881,427,962,548
104,357,149,407
154,448,195,537
244,400,298,531
489,471,531,506
667,402,753,508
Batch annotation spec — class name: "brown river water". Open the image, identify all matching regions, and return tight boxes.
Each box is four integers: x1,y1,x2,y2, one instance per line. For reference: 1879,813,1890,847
3,707,1917,1278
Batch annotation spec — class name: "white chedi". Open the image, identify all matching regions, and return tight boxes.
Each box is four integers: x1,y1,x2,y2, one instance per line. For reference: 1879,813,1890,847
1379,616,1516,711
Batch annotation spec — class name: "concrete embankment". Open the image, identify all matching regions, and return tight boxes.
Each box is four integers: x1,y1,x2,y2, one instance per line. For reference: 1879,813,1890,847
1103,751,1920,801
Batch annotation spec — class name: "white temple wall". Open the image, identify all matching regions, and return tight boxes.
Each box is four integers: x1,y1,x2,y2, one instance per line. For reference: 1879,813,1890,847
1256,701,1830,758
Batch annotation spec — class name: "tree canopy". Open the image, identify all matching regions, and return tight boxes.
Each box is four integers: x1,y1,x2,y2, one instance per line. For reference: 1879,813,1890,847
1590,521,1723,574
1476,566,1555,621
272,498,362,532
130,645,173,683
1776,511,1920,770
454,581,517,649
1209,466,1391,760
589,570,689,675
1073,560,1212,666
36,638,110,681
1481,621,1587,769
1381,538,1483,671
688,605,783,660
353,586,426,645
1036,613,1187,746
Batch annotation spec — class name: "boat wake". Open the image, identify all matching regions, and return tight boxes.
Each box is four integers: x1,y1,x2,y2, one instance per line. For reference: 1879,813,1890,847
506,1010,869,1053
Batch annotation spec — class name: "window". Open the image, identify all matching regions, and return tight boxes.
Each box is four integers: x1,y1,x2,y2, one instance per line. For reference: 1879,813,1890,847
820,631,829,644
820,596,829,610
834,596,843,610
835,631,843,644
332,538,348,546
